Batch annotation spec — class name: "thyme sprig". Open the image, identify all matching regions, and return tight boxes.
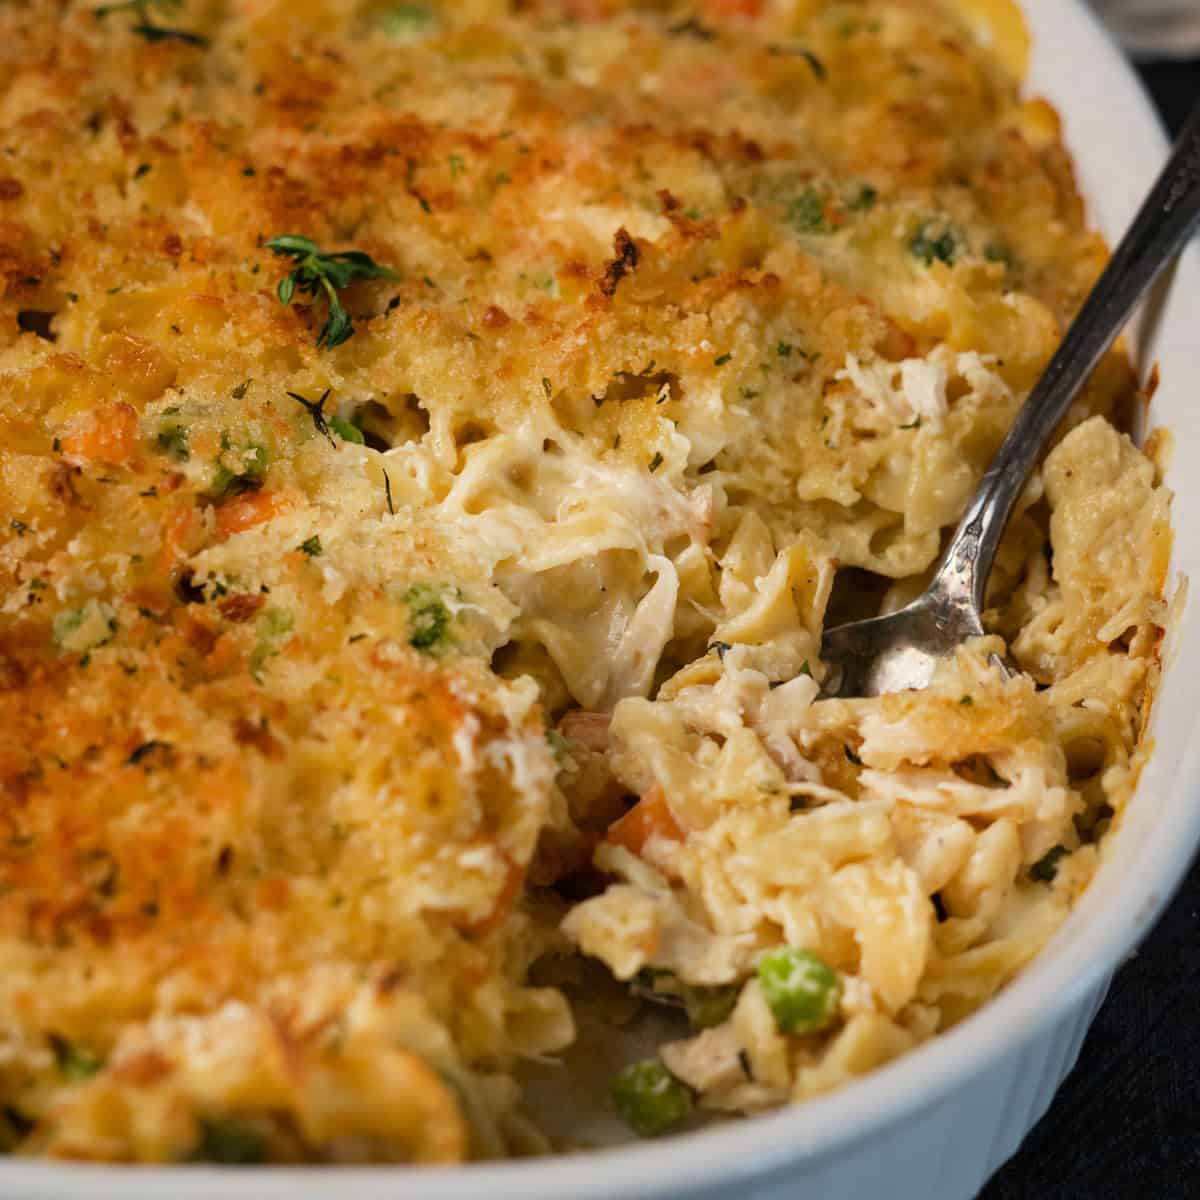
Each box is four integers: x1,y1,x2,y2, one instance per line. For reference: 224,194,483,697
287,388,335,446
266,235,399,349
94,0,208,47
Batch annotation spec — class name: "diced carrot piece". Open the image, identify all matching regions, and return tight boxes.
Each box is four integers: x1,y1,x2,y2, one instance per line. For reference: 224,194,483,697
215,490,283,539
561,0,608,18
160,505,198,571
606,787,685,856
60,403,138,464
255,876,291,910
704,0,763,19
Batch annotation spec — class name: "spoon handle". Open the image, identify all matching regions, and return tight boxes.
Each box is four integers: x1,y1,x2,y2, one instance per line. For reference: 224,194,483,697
932,100,1200,614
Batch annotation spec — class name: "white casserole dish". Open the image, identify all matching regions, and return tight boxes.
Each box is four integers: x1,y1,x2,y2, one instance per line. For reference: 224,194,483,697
6,1,1199,1196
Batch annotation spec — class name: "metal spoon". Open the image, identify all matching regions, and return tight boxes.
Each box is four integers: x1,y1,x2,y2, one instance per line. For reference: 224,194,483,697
820,101,1200,700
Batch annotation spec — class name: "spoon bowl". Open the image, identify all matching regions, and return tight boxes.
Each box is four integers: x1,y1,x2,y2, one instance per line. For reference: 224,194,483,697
819,99,1200,699
819,590,985,700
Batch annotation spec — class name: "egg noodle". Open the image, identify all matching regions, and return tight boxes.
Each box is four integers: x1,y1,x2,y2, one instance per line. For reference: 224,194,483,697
0,0,1171,1164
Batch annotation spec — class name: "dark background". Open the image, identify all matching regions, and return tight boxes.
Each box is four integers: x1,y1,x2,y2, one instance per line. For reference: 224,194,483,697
981,63,1200,1200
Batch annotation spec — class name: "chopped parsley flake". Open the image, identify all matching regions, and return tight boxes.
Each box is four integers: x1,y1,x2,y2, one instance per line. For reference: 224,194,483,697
52,608,86,647
648,451,664,473
191,1116,265,1165
211,436,267,496
910,222,958,267
546,729,572,763
156,423,190,461
94,0,209,47
403,584,452,652
299,535,323,557
984,242,1015,268
48,1034,104,1080
768,45,826,80
250,608,294,678
667,16,716,40
848,183,878,211
128,740,172,766
788,187,831,234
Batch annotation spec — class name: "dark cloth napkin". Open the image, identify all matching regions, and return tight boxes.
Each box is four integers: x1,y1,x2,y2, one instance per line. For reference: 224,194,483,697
982,64,1200,1200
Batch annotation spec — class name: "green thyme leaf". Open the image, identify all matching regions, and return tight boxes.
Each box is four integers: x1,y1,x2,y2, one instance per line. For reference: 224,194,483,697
266,235,398,349
94,0,208,46
48,1034,104,1080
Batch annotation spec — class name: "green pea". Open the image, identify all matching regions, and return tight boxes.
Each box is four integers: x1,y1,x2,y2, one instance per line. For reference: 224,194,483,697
380,3,436,38
191,1116,266,1164
328,415,364,444
611,1059,693,1137
757,947,841,1034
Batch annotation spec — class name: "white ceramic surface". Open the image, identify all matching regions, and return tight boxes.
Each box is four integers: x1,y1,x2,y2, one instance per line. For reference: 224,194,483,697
6,3,1199,1197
